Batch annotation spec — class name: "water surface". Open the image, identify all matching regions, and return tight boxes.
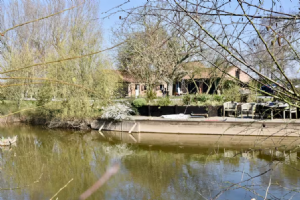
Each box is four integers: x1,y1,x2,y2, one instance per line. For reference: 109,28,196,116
0,124,299,200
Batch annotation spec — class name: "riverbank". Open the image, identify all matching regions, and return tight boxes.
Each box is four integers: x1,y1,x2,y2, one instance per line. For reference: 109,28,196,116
2,112,300,137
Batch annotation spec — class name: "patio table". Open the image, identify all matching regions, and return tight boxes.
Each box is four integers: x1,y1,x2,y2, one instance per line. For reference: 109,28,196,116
257,103,288,120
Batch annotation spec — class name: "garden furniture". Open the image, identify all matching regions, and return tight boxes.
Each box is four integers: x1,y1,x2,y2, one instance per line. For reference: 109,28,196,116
283,104,297,119
257,102,288,120
240,103,257,119
223,102,238,117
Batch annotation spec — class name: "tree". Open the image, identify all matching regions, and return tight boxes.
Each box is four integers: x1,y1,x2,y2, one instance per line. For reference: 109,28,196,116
249,17,298,83
117,22,163,98
0,0,120,119
121,0,300,106
116,5,203,96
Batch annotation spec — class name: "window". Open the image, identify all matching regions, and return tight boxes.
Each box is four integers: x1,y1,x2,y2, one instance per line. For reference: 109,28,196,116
235,69,240,80
144,85,147,90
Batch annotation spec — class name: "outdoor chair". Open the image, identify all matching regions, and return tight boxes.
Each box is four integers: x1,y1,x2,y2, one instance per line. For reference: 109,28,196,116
223,102,238,117
283,104,298,119
240,103,257,119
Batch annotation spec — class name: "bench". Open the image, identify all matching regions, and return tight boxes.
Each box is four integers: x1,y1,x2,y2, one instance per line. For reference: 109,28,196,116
190,113,208,118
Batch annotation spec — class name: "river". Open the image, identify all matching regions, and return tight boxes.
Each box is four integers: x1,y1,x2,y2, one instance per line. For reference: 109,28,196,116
0,124,299,200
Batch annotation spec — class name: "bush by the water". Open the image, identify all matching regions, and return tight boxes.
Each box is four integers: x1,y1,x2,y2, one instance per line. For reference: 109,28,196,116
101,103,133,120
156,97,172,106
132,98,147,108
0,100,36,116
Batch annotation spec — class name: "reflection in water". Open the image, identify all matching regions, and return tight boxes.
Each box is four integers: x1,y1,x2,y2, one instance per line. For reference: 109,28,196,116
0,124,298,199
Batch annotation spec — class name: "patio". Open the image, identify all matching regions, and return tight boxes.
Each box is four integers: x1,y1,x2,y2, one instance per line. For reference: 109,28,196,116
223,101,298,120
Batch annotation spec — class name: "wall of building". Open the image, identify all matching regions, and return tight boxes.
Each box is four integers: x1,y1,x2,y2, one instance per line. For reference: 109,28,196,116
122,67,250,97
125,83,168,97
227,67,251,83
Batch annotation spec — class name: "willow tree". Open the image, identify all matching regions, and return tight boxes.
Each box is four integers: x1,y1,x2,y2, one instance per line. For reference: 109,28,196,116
0,0,120,119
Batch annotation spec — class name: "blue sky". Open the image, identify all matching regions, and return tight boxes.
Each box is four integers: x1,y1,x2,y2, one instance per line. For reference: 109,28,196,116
2,0,299,48
99,0,300,48
2,0,300,75
97,0,300,76
99,0,144,48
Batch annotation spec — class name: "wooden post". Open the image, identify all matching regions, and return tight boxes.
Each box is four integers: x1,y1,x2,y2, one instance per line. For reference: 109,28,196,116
148,105,151,116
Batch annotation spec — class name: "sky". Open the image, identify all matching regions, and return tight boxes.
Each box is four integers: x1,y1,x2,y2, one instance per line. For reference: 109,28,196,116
2,0,299,45
98,0,300,76
99,0,144,48
98,0,300,48
1,0,300,75
2,0,299,48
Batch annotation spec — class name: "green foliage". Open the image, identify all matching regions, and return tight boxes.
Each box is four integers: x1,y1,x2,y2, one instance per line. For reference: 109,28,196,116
183,95,192,105
36,82,53,106
223,85,241,102
0,1,119,120
133,98,147,108
195,94,210,102
222,80,236,90
246,92,257,103
246,81,259,103
212,95,224,102
156,97,172,106
195,100,223,107
183,94,224,106
146,89,157,101
0,100,36,116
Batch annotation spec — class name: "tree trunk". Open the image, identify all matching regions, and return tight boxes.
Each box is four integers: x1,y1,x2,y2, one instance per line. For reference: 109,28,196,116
191,78,199,94
206,79,214,94
167,80,173,96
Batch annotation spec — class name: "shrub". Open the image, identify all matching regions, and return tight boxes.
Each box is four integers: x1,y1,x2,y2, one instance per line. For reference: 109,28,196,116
132,98,147,108
183,95,192,105
222,80,236,90
146,90,157,101
101,103,133,120
195,94,210,102
156,97,172,106
195,100,223,107
203,100,223,106
223,85,241,102
212,95,223,102
246,92,257,103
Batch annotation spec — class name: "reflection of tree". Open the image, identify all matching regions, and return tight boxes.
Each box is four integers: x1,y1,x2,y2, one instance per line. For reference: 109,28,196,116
0,125,300,199
0,132,110,200
122,149,186,199
273,159,300,188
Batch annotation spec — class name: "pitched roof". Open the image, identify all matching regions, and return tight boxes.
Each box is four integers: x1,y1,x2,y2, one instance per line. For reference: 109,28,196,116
116,63,242,83
116,70,138,83
181,62,226,79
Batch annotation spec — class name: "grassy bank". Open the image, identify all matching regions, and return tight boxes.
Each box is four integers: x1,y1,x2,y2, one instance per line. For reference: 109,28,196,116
0,100,37,116
0,100,101,129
